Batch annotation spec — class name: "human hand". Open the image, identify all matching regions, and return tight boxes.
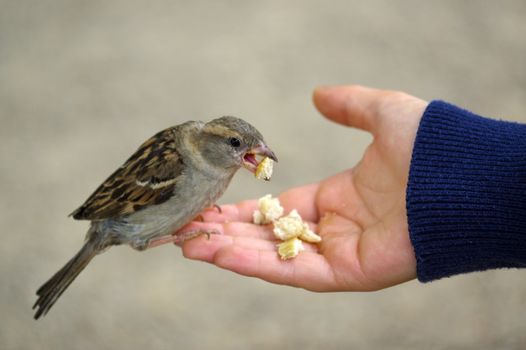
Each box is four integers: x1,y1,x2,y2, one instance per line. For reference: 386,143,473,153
181,85,428,291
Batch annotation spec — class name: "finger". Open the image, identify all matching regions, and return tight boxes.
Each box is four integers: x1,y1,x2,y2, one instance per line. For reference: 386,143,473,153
212,246,340,292
222,221,319,240
191,209,319,244
199,200,257,223
223,222,276,240
176,220,275,241
182,234,319,263
313,85,384,133
182,235,276,262
201,183,321,224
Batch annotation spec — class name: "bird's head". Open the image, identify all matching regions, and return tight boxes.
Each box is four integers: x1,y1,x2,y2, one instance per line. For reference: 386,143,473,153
199,116,277,173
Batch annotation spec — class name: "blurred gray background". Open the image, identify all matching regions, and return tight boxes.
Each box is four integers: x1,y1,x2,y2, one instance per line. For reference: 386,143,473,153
1,1,525,349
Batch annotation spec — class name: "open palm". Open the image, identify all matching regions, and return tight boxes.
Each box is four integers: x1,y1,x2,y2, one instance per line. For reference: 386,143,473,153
181,85,428,291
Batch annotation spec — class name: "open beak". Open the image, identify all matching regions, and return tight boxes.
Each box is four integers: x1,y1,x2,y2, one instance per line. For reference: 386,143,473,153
242,143,278,173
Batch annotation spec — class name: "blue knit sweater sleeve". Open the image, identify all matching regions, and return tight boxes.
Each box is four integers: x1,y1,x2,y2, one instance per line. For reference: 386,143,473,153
406,101,526,282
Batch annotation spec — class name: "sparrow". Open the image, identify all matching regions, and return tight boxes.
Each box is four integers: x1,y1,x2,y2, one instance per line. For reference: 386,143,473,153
33,116,277,319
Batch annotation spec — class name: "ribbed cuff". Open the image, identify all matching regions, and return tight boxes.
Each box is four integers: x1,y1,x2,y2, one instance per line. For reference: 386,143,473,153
407,101,526,282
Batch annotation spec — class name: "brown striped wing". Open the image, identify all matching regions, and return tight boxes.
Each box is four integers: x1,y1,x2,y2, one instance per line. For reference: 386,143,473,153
70,128,185,220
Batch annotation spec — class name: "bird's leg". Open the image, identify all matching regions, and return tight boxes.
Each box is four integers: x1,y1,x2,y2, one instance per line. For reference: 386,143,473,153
147,223,221,249
175,228,220,242
147,230,219,248
149,206,223,247
147,234,180,249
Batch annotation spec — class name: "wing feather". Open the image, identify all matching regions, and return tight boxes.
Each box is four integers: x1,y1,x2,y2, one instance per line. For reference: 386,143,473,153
70,127,185,220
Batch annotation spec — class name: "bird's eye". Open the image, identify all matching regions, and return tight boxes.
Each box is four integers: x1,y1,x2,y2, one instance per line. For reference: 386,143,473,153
229,137,241,148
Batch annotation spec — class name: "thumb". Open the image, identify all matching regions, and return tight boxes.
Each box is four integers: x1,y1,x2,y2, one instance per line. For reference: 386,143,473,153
313,85,383,133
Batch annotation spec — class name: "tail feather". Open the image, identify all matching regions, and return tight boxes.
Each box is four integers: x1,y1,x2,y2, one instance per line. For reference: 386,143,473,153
33,241,97,319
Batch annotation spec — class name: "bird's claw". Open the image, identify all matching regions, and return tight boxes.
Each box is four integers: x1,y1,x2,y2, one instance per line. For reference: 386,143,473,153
213,204,222,214
174,229,220,243
194,204,222,222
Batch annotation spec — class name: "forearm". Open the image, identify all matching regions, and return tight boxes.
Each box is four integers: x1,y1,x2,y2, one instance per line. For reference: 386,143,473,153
407,101,526,282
